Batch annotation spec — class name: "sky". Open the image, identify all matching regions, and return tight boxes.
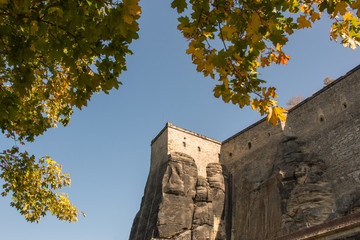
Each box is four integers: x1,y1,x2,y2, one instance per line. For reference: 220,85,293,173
0,1,359,240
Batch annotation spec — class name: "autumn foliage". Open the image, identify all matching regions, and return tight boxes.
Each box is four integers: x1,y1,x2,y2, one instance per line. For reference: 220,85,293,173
0,0,140,222
172,0,360,125
0,0,359,223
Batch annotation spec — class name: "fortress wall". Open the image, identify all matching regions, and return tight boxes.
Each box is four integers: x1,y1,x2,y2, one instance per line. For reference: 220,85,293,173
220,65,360,239
221,65,360,174
284,66,360,183
220,117,285,239
167,123,221,177
221,118,283,176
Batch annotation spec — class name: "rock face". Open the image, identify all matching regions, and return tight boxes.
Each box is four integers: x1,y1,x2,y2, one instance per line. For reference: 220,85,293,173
130,152,229,240
276,137,334,233
130,65,360,240
157,153,197,238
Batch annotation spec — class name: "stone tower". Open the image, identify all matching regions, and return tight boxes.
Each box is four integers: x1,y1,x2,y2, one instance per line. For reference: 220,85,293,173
129,123,231,240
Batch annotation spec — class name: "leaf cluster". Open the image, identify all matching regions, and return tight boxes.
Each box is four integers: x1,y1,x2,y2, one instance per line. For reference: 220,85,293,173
0,147,77,222
0,0,141,222
0,0,141,142
172,0,360,125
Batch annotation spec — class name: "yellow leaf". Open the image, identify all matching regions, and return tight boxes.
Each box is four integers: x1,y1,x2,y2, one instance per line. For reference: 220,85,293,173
268,87,277,98
266,106,272,122
300,4,306,13
269,53,278,63
274,106,287,121
343,11,353,21
268,107,279,126
203,31,213,38
251,98,259,111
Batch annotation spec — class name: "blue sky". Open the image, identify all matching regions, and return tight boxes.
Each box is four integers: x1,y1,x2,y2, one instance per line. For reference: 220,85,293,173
0,1,359,240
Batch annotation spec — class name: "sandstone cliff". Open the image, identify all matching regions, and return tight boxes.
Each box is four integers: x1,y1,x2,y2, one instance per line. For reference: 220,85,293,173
130,152,229,239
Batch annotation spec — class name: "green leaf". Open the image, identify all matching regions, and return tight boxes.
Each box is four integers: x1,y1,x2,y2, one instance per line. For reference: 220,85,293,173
171,0,187,13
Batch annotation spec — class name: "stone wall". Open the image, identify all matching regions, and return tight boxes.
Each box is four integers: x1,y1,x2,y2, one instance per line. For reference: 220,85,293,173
221,65,360,239
130,65,360,240
221,119,284,239
167,124,221,178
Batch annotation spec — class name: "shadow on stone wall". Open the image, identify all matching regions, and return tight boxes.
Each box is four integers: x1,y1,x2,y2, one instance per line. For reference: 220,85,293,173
226,136,339,239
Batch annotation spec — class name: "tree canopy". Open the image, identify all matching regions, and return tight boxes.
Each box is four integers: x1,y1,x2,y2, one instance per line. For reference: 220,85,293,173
0,0,359,222
0,0,141,222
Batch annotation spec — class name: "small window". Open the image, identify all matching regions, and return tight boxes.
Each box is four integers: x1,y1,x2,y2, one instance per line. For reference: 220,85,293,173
198,146,201,152
319,115,325,122
183,142,186,147
343,103,347,109
229,153,232,157
248,142,252,149
268,132,271,137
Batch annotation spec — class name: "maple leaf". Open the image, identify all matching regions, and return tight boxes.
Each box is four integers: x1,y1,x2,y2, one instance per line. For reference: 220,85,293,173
247,12,261,36
333,1,348,17
297,15,312,29
171,0,187,13
343,11,353,21
309,12,321,23
352,0,360,17
221,25,237,40
280,55,290,65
